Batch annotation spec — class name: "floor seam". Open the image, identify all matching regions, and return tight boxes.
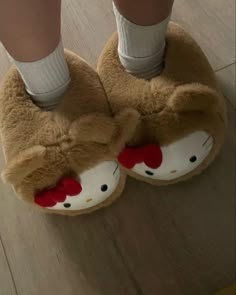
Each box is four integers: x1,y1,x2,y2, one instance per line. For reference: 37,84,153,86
0,234,19,295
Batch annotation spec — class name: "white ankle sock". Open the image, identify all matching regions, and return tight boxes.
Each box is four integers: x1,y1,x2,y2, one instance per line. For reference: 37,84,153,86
7,39,70,110
113,2,170,80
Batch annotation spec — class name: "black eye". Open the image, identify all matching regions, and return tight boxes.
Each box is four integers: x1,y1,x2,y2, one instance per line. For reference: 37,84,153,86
64,203,71,208
145,170,154,176
190,156,197,163
101,184,108,192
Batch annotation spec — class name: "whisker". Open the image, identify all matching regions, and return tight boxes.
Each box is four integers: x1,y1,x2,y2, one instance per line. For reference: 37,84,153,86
205,139,213,146
202,136,212,146
113,164,119,175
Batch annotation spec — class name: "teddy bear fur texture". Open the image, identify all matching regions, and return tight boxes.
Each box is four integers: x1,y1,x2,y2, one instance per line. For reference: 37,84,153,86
97,22,227,186
0,50,140,215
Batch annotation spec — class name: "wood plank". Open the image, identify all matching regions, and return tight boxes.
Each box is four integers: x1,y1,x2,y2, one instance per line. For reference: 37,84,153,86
172,0,236,71
0,236,17,295
216,63,236,108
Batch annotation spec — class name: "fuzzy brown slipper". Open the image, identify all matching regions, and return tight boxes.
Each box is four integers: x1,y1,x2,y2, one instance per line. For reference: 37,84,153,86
97,22,227,186
0,50,139,215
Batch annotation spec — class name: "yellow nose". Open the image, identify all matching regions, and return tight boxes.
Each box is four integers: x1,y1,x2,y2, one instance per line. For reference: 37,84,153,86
86,198,93,203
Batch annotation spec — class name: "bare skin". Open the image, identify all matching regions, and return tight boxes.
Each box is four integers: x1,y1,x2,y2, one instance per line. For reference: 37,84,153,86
114,0,174,25
0,0,61,62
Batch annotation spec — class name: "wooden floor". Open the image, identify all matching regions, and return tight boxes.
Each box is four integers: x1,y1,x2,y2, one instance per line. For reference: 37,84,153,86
0,1,235,294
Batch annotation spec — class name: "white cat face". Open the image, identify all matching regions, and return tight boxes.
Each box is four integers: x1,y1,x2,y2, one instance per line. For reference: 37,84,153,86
120,131,213,181
35,161,120,211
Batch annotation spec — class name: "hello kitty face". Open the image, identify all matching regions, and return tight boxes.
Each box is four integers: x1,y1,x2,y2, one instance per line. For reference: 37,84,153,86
34,161,120,211
118,131,214,181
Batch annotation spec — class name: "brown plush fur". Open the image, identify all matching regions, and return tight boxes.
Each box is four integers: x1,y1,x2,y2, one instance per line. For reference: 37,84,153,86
97,22,227,185
0,50,139,215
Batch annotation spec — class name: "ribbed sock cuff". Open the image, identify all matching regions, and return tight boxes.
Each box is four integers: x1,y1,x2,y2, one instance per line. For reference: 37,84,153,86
8,39,70,109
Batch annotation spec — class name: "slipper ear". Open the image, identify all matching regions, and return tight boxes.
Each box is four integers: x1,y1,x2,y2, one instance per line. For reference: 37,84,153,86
70,109,140,146
168,83,222,113
2,145,47,185
70,114,117,144
112,108,141,150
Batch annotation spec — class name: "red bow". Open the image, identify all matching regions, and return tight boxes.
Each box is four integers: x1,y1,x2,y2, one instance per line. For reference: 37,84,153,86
118,144,163,169
34,178,82,208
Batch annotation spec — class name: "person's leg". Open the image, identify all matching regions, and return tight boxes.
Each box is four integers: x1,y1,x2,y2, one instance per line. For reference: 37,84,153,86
113,0,174,79
0,0,70,110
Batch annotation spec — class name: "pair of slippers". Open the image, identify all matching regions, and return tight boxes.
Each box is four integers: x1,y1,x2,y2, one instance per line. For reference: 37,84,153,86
0,23,226,215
